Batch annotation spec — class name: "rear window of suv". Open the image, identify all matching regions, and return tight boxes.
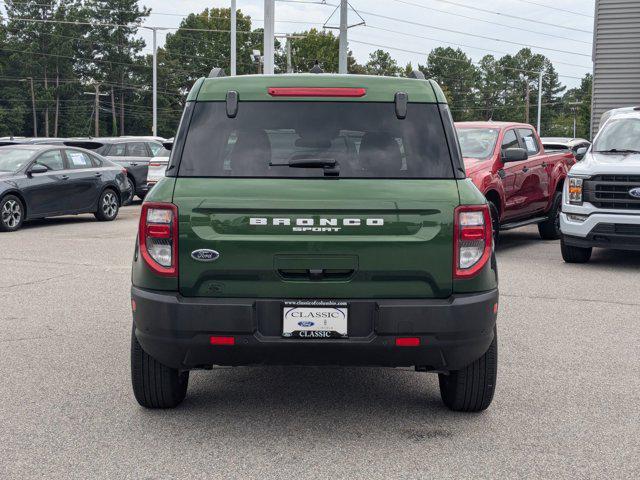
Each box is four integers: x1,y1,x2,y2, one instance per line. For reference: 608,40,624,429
177,102,454,178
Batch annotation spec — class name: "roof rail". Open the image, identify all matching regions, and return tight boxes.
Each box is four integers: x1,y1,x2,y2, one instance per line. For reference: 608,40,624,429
408,70,425,80
208,67,226,78
310,61,323,74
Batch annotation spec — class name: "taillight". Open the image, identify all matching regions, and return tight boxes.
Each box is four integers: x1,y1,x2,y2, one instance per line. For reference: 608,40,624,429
139,202,178,277
453,205,492,279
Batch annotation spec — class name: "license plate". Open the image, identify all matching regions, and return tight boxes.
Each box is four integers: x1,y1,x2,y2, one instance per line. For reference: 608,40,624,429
282,301,348,339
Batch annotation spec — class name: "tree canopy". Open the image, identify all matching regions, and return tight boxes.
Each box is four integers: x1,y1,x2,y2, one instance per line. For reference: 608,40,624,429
0,2,593,139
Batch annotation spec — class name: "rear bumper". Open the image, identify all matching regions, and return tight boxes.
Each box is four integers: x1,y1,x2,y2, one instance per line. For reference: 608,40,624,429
132,286,498,371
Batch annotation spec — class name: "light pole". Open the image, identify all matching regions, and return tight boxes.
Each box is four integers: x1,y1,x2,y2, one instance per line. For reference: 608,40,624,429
339,0,348,74
231,0,237,76
263,0,275,74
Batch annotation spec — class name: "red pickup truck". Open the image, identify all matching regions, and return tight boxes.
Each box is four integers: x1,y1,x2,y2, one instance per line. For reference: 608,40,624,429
455,121,575,243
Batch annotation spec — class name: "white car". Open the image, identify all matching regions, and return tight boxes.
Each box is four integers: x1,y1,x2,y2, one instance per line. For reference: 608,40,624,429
560,107,640,262
146,143,171,189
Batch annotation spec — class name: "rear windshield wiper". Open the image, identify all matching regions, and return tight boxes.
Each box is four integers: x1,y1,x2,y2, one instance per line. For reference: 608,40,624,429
287,158,337,169
271,158,339,176
594,148,640,154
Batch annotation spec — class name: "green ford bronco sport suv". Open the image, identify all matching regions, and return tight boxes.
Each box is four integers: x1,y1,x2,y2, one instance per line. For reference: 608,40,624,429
130,72,498,412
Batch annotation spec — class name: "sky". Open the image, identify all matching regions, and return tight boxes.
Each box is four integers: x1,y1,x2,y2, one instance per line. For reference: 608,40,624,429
137,0,595,88
4,0,594,89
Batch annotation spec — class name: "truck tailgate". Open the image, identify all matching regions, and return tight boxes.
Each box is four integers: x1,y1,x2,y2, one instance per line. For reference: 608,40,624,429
173,178,459,299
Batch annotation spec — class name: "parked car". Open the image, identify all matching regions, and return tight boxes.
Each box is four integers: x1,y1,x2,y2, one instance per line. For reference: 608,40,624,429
456,121,575,243
130,73,499,412
560,108,640,262
146,139,172,189
541,137,591,161
71,137,166,200
0,145,131,232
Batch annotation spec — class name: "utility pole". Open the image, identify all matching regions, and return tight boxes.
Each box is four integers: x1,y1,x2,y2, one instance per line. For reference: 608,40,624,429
339,0,348,74
152,27,158,137
94,84,100,138
231,0,237,76
84,86,108,138
26,77,37,137
263,0,275,74
324,2,364,74
286,37,292,73
111,87,117,136
537,70,543,135
275,34,304,73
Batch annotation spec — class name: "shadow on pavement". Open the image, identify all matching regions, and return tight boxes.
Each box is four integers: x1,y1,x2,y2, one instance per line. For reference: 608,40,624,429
135,366,485,440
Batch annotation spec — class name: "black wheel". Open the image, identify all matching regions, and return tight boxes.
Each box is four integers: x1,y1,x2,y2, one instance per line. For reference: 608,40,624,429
439,330,497,412
489,201,500,248
131,326,189,409
561,237,592,263
0,194,25,232
538,192,562,240
94,189,119,221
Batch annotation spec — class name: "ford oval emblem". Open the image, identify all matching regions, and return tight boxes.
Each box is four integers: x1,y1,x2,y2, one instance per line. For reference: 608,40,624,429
191,249,220,262
298,321,315,327
629,187,640,199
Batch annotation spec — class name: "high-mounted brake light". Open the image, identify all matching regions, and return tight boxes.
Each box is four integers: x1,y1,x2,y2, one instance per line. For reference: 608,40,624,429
453,205,492,279
139,202,178,277
267,87,366,98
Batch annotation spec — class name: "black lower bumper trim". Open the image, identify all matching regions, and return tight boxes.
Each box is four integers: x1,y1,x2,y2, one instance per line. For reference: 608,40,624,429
132,287,498,371
564,231,640,251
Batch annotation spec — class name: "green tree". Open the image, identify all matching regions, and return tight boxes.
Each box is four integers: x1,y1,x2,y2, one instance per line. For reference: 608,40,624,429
84,0,150,136
476,55,505,121
420,47,479,120
365,49,400,76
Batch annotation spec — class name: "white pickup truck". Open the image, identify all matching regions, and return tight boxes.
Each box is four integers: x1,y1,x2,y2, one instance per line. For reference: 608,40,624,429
560,107,640,263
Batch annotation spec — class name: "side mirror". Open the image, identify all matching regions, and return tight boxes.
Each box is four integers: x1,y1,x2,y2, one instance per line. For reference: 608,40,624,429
29,164,49,175
501,147,528,162
575,147,588,161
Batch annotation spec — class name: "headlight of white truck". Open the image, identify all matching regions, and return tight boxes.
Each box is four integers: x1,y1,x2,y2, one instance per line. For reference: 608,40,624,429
568,177,584,205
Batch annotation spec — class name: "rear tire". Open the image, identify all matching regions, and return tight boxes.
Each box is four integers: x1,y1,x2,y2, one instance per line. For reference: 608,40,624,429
0,194,25,232
94,189,119,221
538,192,562,240
561,237,592,263
439,331,497,412
131,327,189,409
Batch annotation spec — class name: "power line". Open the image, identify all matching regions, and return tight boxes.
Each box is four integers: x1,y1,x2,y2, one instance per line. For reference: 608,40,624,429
364,25,593,70
355,8,592,57
386,0,591,45
510,0,594,18
349,38,588,80
422,0,593,34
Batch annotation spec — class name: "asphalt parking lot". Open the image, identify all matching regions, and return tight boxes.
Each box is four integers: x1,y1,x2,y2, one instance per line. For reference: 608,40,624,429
1,204,639,479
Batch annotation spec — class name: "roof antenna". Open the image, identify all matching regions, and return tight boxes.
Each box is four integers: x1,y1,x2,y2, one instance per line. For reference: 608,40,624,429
310,60,324,74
